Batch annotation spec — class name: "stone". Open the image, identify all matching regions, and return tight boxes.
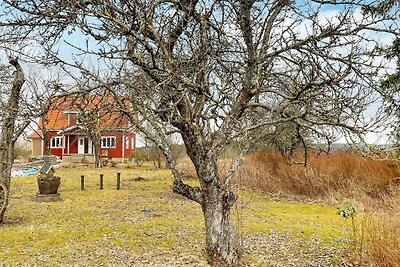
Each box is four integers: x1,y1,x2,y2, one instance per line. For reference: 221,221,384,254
35,193,61,202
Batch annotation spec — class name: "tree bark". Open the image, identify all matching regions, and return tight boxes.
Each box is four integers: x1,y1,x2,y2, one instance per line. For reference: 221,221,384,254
41,112,51,156
91,135,102,168
176,128,241,265
0,57,25,223
201,182,239,266
0,181,9,222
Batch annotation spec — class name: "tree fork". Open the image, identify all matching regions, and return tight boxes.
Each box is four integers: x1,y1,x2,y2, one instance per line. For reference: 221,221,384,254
172,180,202,204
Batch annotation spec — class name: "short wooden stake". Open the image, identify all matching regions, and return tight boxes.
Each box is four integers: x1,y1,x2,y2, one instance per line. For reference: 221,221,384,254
116,172,121,190
100,174,104,190
80,175,85,191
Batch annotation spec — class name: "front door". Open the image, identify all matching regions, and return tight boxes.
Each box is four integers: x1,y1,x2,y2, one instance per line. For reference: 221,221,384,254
78,137,92,154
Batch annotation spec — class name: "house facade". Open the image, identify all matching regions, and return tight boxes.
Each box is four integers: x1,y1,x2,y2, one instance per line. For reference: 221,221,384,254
28,95,136,162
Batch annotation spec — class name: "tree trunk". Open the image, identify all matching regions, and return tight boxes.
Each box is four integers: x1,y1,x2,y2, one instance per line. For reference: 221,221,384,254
0,180,9,222
201,183,240,266
0,58,24,223
93,137,102,168
0,130,16,223
86,130,102,168
177,132,241,266
41,111,51,156
157,149,162,169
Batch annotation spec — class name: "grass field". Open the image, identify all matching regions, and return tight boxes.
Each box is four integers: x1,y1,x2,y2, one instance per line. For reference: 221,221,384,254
0,163,353,266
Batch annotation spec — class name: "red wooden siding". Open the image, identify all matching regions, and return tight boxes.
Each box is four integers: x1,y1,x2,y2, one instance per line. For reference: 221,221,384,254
42,131,135,158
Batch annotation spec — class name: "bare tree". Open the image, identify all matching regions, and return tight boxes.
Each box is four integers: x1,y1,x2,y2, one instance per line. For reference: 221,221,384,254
380,4,400,152
364,0,400,14
0,57,26,222
26,76,63,158
0,53,62,221
70,92,121,168
366,0,400,153
74,97,104,168
1,1,399,265
380,38,400,154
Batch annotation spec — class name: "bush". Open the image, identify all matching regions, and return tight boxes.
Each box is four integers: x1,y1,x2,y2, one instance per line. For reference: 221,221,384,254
127,151,146,166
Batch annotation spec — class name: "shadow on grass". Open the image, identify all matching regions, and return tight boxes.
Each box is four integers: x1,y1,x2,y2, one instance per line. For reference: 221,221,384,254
0,216,27,228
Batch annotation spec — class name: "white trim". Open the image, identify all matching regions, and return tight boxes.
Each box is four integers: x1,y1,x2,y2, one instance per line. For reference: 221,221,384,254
125,137,129,149
67,135,70,154
101,136,116,148
89,139,93,154
57,125,82,134
41,138,44,156
78,137,90,154
50,136,63,148
62,136,65,155
78,137,83,154
122,132,125,158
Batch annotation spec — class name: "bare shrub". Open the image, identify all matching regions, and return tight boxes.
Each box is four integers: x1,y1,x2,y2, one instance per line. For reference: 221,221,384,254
13,140,31,159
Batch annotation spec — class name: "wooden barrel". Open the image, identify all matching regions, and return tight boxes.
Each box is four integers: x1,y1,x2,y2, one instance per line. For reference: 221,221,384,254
37,176,61,195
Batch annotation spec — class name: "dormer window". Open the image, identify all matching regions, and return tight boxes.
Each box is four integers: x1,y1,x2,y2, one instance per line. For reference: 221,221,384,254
65,111,78,126
77,113,83,125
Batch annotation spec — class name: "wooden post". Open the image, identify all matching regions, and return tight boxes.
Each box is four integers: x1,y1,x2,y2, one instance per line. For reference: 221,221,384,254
80,175,85,191
116,172,121,190
100,174,104,190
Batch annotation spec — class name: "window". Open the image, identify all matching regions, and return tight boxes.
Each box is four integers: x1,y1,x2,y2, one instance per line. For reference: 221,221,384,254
125,137,129,149
101,136,116,148
76,112,85,125
131,138,134,149
50,136,63,148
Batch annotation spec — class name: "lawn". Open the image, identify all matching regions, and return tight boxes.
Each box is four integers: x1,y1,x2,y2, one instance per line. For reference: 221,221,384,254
0,164,352,266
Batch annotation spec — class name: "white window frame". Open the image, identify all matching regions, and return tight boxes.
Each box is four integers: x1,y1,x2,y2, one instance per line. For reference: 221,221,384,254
50,136,64,148
101,136,116,148
131,137,134,149
125,136,129,149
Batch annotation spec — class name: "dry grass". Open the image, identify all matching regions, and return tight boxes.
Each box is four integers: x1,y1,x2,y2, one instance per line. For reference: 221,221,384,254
179,151,399,201
234,151,399,202
360,215,400,267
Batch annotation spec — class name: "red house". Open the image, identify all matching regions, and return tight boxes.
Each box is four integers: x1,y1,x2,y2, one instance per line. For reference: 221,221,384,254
28,95,136,163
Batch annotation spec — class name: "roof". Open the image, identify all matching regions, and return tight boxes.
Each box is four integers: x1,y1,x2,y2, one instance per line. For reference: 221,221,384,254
38,95,132,131
39,163,54,174
56,125,82,134
28,130,43,139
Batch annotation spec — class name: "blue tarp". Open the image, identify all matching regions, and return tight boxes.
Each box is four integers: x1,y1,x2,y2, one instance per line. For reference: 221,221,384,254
11,167,38,177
